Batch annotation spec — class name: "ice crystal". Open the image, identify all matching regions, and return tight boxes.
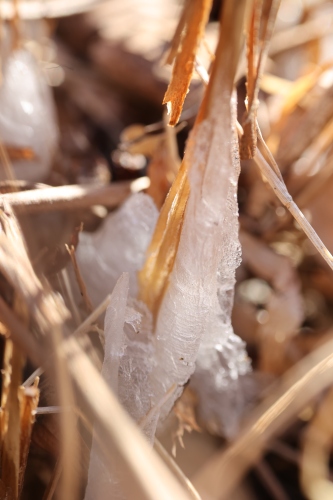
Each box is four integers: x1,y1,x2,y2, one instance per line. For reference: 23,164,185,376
0,49,58,182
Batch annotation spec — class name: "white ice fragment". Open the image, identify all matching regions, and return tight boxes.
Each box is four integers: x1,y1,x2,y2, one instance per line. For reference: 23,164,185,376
0,49,58,182
149,94,251,425
85,274,157,500
190,94,251,438
76,193,159,306
85,273,129,500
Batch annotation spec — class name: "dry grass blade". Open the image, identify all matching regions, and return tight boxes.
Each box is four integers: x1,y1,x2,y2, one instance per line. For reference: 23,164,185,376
0,0,106,20
18,384,40,496
236,120,333,272
0,182,132,214
139,384,178,430
301,388,333,500
240,0,281,159
66,241,93,314
165,0,191,65
23,294,110,387
138,161,189,318
0,253,193,500
163,0,212,126
154,439,202,500
0,209,78,500
42,459,63,500
63,335,193,500
255,461,288,500
0,341,23,499
192,336,333,499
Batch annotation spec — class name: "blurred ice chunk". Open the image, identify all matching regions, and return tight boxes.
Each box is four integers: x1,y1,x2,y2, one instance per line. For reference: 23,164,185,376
85,273,157,500
76,193,159,306
0,49,58,181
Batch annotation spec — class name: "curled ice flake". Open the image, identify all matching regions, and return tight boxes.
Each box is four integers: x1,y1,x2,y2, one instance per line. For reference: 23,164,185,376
0,49,58,181
76,193,159,306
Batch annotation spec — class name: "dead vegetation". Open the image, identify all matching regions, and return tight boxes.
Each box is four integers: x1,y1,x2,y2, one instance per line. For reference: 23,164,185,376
0,0,333,499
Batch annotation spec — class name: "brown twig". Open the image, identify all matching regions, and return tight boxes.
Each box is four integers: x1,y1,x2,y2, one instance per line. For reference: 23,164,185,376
0,181,133,214
255,461,288,500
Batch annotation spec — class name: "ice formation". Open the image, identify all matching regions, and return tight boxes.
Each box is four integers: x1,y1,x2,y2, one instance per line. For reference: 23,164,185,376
76,193,159,306
0,49,58,182
84,93,251,498
85,273,158,500
189,99,251,438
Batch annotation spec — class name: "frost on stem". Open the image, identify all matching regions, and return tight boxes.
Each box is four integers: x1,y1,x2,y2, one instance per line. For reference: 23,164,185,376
85,273,157,500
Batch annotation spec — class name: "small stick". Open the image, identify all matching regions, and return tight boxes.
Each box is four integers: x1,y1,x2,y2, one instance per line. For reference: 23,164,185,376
268,440,300,466
0,181,133,214
196,57,333,272
35,406,72,415
66,242,93,314
22,367,43,388
72,294,110,338
154,439,202,500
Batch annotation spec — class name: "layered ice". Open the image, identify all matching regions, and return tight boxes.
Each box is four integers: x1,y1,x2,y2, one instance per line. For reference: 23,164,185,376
85,273,157,500
85,94,251,499
0,49,58,182
189,98,251,438
150,94,251,423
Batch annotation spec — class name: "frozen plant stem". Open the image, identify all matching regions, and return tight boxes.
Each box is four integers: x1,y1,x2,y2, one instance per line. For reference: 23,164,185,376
195,60,333,274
